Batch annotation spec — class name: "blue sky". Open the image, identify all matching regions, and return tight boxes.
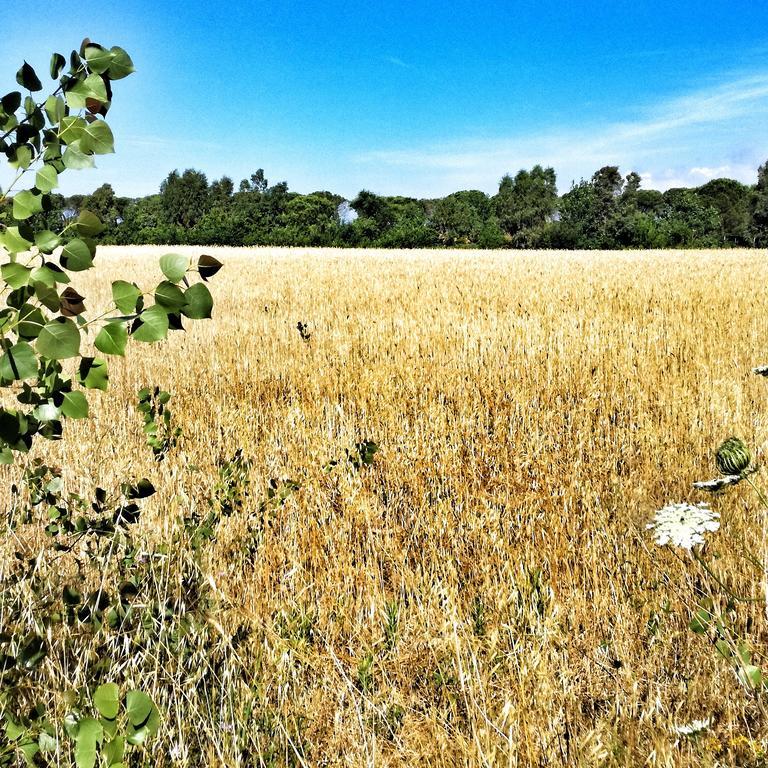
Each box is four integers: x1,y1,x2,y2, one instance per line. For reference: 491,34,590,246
2,0,768,198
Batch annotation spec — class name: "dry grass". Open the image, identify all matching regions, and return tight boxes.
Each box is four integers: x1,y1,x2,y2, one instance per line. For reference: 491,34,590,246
5,245,768,766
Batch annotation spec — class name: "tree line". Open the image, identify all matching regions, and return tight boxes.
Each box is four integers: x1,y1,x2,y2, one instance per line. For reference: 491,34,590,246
14,161,768,249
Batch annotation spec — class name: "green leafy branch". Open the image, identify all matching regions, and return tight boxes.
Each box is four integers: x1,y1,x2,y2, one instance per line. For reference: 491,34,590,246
0,40,222,465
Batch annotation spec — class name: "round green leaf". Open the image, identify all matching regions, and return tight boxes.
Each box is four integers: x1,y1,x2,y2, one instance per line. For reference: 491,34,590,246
125,690,155,728
59,115,86,144
76,210,104,237
31,263,69,286
12,190,44,220
131,305,169,343
1,263,32,289
78,357,109,391
60,239,94,271
62,145,95,170
38,731,57,753
35,230,60,254
107,47,135,80
33,402,60,421
60,391,89,419
0,342,37,381
4,721,25,740
44,94,65,124
159,253,189,283
36,317,80,359
50,53,66,80
111,280,141,313
0,226,33,254
32,280,61,312
16,62,42,92
35,165,58,193
63,712,80,739
80,121,114,155
65,73,108,110
9,145,32,170
19,742,39,762
1,90,21,113
84,46,114,75
154,281,187,311
125,698,160,745
93,683,120,720
94,322,128,356
34,281,61,312
181,283,213,319
103,734,125,765
17,304,46,340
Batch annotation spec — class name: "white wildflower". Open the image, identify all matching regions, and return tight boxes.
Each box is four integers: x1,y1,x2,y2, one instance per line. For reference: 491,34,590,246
647,502,720,550
672,717,711,736
693,475,741,492
169,742,184,760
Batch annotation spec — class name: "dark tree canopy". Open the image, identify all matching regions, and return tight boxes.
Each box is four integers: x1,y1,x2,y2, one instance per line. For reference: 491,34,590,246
160,168,210,229
47,160,768,250
495,165,558,245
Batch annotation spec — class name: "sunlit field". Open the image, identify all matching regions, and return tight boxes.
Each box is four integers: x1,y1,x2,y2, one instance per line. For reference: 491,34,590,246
8,246,768,766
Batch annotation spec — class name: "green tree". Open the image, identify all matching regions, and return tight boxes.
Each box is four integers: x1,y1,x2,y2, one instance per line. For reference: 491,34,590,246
552,166,652,249
696,177,752,246
80,183,131,241
432,194,480,245
551,180,600,248
607,172,664,248
495,165,558,246
477,216,506,248
752,160,768,247
374,196,433,247
239,168,268,194
277,192,342,245
658,188,721,247
118,194,175,244
350,190,394,238
160,168,210,230
635,188,664,216
209,175,234,206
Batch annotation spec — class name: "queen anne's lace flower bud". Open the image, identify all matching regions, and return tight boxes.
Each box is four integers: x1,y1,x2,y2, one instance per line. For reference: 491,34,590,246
715,437,752,476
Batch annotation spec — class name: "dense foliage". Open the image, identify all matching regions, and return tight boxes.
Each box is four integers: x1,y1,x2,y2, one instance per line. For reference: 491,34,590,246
19,161,768,250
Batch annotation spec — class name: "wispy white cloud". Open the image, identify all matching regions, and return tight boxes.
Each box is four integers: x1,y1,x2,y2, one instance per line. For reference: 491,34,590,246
384,55,411,69
689,166,733,180
641,164,759,191
3,71,767,200
355,72,768,194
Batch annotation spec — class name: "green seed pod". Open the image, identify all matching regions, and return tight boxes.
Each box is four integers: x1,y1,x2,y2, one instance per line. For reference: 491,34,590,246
715,437,752,476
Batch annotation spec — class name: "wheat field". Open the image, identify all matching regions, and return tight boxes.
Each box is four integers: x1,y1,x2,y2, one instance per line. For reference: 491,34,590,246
7,246,768,766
